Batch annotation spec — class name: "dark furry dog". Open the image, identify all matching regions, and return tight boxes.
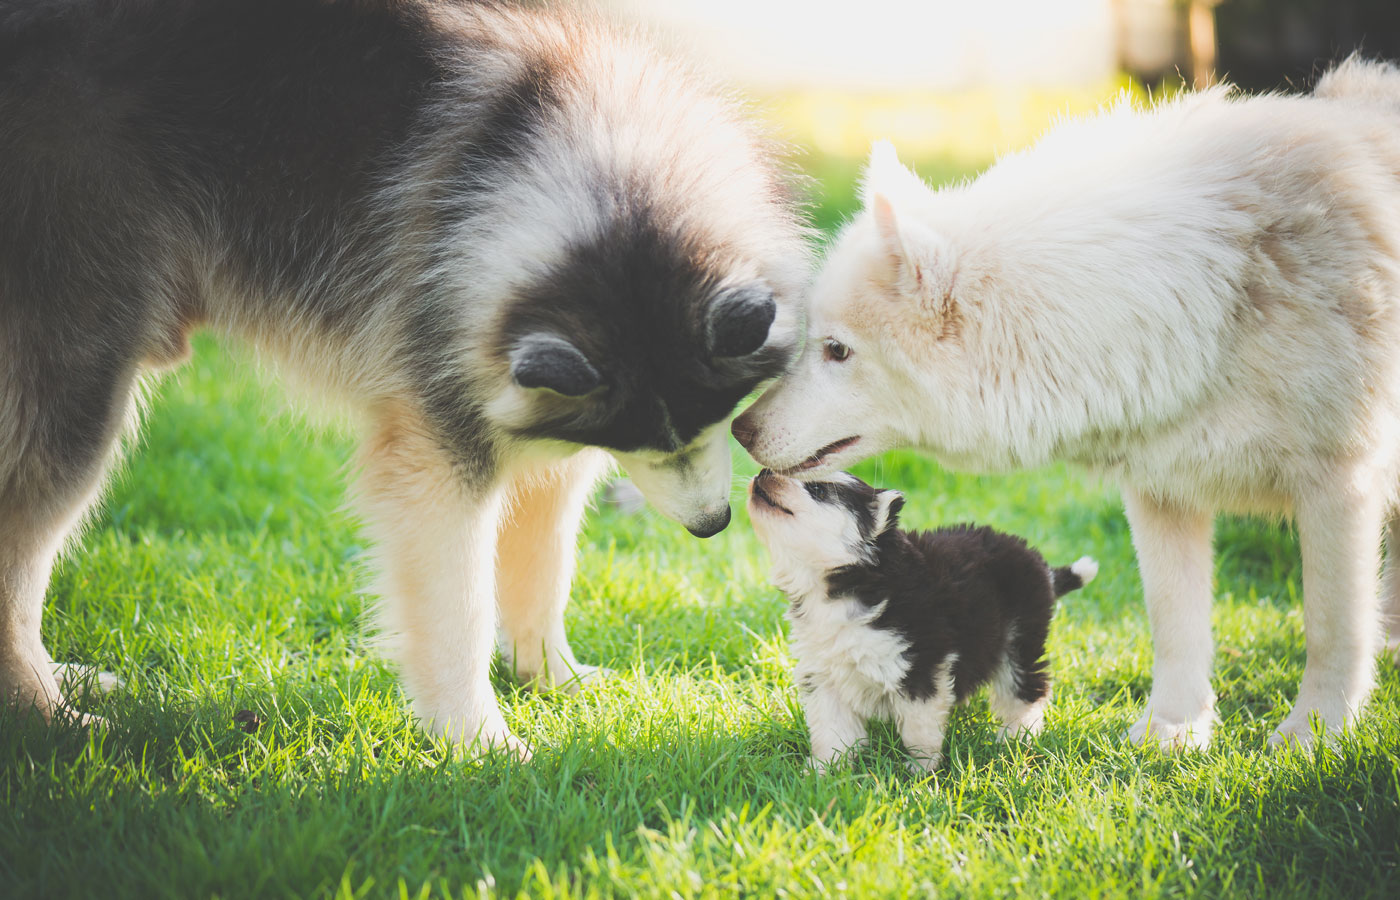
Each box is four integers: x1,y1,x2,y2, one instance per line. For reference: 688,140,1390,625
748,470,1096,771
0,0,810,754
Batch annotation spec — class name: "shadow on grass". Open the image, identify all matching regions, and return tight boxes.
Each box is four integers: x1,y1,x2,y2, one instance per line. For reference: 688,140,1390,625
4,674,1398,899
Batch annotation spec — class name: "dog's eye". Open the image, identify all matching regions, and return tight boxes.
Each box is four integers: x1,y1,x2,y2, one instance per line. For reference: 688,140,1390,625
803,482,830,502
822,339,851,363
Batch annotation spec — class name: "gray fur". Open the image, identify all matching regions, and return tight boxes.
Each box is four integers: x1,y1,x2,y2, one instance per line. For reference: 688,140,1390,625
0,0,810,745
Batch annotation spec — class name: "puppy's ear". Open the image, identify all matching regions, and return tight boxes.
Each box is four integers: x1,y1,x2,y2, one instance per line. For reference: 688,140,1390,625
509,333,601,396
706,284,777,358
872,489,905,537
870,193,957,317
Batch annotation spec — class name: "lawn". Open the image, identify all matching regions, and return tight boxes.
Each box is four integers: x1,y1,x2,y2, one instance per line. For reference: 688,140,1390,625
3,152,1399,900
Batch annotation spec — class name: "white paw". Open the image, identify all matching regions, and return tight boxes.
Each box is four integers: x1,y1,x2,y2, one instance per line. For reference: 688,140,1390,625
905,750,944,774
996,719,1044,742
51,707,109,730
483,730,533,762
522,661,613,694
1127,707,1215,751
1268,703,1352,750
449,726,532,762
53,663,123,700
995,696,1049,741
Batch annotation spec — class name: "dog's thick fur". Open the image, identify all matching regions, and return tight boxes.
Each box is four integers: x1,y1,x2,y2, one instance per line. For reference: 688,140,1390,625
734,58,1400,749
747,469,1094,772
0,0,810,753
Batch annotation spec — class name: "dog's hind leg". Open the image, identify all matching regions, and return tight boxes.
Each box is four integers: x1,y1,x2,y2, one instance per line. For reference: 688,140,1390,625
1122,487,1217,750
894,657,959,774
495,449,612,692
356,405,527,759
989,630,1052,740
1271,475,1384,748
1,352,139,725
1381,513,1400,667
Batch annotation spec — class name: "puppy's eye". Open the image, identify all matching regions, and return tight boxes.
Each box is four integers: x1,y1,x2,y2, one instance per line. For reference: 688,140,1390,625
803,482,831,502
822,339,851,363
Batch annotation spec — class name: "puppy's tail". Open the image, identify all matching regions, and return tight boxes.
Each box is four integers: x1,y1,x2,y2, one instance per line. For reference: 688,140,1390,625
1051,556,1098,598
1315,55,1400,112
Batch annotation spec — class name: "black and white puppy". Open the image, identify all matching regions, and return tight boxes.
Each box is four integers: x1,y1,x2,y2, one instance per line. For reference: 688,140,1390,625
747,469,1097,772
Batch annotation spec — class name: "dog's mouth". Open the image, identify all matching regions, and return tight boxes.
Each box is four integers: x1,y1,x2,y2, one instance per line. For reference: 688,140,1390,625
749,471,793,516
784,436,860,475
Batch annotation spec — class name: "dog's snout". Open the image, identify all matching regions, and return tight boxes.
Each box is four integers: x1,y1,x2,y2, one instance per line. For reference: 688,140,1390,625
731,411,758,451
686,505,731,538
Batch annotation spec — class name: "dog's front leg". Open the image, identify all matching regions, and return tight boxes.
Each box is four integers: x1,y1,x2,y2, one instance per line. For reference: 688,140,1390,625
1122,486,1217,750
496,449,613,691
1271,477,1384,747
1381,514,1400,667
802,681,868,773
356,409,525,758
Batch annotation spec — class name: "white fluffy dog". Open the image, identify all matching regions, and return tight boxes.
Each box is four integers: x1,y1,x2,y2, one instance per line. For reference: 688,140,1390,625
733,58,1400,750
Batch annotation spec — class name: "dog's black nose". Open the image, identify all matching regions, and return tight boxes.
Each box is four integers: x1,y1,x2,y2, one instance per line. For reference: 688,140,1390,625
731,410,758,451
686,505,731,538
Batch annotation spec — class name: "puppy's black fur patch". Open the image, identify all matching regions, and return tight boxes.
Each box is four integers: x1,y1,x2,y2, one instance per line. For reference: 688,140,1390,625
819,476,1087,705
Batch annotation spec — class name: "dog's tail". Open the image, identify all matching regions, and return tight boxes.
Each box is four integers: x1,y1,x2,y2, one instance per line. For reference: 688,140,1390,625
1051,556,1098,598
1315,55,1400,112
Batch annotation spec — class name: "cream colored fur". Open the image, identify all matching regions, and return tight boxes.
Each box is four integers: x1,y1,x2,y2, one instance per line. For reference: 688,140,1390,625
739,59,1400,750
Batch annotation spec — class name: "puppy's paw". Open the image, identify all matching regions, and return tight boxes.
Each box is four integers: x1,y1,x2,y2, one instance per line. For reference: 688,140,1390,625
904,750,943,775
1127,708,1214,751
995,696,1049,741
996,719,1044,742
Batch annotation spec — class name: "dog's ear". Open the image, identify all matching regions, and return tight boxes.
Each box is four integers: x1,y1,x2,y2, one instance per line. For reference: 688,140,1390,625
862,140,926,202
872,489,905,536
509,333,601,396
706,283,776,358
871,193,957,317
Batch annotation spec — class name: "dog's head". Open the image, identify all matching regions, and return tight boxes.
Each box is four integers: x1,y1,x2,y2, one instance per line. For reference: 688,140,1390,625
748,469,904,582
486,222,805,537
732,142,970,479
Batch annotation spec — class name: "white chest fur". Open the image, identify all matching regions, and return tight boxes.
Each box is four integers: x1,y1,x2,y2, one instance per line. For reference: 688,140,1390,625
786,591,913,720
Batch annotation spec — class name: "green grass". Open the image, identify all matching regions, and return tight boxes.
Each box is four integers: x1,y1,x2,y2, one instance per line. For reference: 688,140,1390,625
3,157,1400,899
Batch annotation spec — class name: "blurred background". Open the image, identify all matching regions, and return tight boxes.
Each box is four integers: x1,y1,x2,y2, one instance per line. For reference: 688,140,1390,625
601,0,1400,231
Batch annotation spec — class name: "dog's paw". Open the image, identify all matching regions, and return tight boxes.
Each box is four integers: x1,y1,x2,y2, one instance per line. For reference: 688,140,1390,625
996,719,1044,742
1127,708,1214,751
486,730,534,762
995,696,1048,741
52,663,123,700
451,728,532,762
1268,707,1351,751
522,661,613,695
